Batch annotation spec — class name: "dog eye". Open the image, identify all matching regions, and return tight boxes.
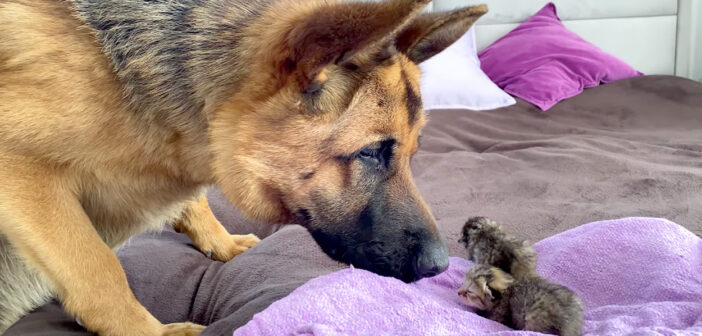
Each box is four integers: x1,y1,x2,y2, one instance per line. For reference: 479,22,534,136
356,147,380,166
344,62,359,71
358,148,376,159
355,139,395,169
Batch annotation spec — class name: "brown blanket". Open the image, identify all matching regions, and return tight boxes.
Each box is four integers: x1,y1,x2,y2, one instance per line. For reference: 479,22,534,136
6,75,702,335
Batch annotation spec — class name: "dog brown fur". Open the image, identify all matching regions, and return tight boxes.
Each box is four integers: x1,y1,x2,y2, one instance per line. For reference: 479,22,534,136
0,0,487,334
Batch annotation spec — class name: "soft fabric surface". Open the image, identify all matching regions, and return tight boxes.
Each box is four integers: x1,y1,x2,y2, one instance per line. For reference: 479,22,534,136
4,225,346,336
478,3,642,110
234,218,702,336
419,27,516,111
7,75,702,335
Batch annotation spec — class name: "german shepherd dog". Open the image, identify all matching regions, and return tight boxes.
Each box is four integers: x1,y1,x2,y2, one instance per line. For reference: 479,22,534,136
0,0,486,334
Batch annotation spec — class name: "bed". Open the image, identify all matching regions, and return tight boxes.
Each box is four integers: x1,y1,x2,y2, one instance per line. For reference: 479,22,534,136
6,74,702,335
5,1,702,335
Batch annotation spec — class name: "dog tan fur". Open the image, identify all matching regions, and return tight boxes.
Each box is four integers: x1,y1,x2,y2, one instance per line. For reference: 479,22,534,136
0,0,487,334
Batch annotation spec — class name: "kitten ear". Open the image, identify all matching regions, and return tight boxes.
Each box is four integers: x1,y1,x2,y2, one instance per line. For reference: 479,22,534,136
476,278,494,300
488,267,514,292
484,286,494,300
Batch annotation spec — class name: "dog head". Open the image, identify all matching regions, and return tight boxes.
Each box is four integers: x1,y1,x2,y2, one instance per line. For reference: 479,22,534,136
211,0,487,282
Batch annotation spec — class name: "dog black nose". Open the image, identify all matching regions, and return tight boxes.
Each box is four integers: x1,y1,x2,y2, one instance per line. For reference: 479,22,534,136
414,242,449,279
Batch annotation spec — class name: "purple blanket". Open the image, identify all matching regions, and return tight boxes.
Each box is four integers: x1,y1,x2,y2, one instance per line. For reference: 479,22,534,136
234,217,702,336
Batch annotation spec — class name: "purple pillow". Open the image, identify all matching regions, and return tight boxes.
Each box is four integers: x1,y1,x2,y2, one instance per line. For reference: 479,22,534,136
478,3,642,111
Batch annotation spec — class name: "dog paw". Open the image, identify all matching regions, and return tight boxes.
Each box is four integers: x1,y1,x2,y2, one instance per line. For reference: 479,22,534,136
162,322,205,336
208,233,260,261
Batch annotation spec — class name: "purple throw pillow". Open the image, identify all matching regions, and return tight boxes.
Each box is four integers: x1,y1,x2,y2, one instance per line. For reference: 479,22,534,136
478,3,642,111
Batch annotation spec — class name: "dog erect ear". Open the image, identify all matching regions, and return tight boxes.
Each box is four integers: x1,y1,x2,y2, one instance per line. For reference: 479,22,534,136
395,4,488,64
284,0,430,93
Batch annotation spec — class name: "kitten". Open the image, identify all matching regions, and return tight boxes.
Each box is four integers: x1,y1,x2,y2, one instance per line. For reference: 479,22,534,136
459,217,538,280
458,264,584,336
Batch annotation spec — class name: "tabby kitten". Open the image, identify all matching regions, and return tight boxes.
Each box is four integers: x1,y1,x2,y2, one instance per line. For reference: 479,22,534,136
459,217,537,280
458,264,583,336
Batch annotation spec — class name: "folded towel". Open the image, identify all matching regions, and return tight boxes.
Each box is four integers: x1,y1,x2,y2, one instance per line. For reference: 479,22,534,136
234,217,702,336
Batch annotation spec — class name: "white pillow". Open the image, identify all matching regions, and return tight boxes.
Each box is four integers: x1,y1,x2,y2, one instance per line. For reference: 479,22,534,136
419,27,516,111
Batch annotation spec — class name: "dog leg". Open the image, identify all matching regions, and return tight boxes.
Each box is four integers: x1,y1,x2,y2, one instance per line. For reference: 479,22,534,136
0,158,204,336
0,232,53,333
173,195,260,262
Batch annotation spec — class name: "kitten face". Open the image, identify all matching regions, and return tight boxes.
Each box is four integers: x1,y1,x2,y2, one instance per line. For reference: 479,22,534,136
458,264,515,311
457,271,494,310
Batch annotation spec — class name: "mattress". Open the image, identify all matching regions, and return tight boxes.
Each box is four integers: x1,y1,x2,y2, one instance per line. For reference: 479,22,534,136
6,75,702,335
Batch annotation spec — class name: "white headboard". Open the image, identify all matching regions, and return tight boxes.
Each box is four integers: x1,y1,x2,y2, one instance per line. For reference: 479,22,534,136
429,0,681,76
348,0,699,79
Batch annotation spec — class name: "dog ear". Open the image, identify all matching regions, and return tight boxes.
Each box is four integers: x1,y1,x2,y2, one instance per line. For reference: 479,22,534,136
284,0,430,94
395,4,488,64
